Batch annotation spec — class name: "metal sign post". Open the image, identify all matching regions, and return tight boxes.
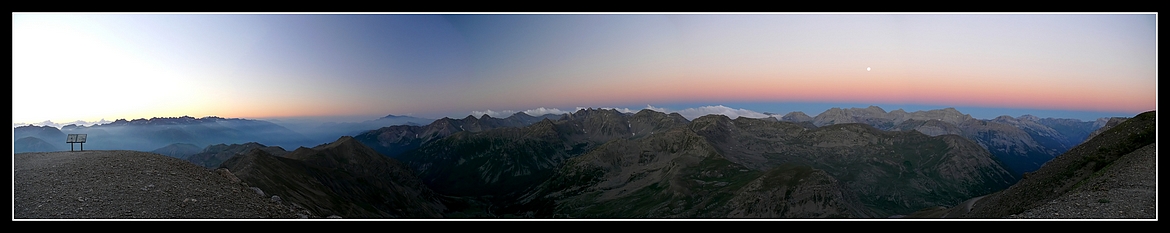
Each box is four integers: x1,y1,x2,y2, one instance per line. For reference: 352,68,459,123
66,134,87,151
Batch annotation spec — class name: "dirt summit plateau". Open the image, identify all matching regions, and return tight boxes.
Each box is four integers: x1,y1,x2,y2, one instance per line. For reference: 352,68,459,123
14,150,301,219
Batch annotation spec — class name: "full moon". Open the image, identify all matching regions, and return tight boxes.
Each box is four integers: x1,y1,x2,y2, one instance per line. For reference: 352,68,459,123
867,67,871,71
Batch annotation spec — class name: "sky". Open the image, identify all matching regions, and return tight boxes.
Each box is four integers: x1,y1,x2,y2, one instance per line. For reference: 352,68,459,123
12,13,1157,125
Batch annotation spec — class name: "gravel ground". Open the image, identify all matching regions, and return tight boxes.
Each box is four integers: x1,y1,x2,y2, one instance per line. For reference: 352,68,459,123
14,150,304,219
1007,143,1157,219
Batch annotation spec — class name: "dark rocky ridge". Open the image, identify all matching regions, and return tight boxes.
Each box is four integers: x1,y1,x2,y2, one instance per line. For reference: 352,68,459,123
15,106,1136,219
793,106,1111,178
1086,117,1128,141
517,127,872,218
962,110,1155,218
186,142,289,168
220,136,447,218
150,143,203,160
686,116,1015,217
391,108,1016,218
353,112,563,158
913,111,1156,219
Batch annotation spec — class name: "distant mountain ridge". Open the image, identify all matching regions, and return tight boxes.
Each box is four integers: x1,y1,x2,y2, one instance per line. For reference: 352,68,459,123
12,119,112,129
13,125,67,140
292,114,435,145
774,106,1113,177
353,111,564,158
14,106,1131,219
12,116,315,153
353,108,1018,218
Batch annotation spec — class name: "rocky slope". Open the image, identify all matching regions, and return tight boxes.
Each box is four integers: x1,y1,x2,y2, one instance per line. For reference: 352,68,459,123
14,150,301,219
915,111,1155,219
1006,143,1156,218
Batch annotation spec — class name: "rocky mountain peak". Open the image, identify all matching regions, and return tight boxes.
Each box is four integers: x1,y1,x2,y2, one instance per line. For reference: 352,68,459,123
1018,114,1040,122
511,112,533,118
781,111,813,122
863,105,886,113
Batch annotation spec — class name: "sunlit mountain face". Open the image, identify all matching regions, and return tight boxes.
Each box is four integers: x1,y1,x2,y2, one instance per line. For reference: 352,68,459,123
12,13,1154,126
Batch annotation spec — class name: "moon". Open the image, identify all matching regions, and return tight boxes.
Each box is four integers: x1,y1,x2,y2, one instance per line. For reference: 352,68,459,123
867,67,871,71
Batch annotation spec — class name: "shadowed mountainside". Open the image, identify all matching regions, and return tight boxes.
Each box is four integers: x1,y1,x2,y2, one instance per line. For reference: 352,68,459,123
186,142,289,168
515,127,872,218
353,112,563,159
14,136,60,153
150,143,203,160
907,111,1155,219
791,106,1110,178
959,110,1155,218
220,136,447,218
386,108,1016,218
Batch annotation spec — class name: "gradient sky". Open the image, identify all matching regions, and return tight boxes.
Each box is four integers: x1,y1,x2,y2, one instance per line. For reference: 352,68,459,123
12,13,1157,124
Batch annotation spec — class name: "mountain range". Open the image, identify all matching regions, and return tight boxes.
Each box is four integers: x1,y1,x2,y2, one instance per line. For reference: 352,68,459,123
771,106,1116,178
370,108,1020,217
13,106,1136,218
270,114,435,147
13,116,314,153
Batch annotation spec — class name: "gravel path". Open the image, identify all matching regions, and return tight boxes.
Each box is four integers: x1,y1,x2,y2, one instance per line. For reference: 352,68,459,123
1007,143,1157,219
14,150,303,219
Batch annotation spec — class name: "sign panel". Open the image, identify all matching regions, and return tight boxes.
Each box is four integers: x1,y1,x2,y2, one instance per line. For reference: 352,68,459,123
66,134,87,143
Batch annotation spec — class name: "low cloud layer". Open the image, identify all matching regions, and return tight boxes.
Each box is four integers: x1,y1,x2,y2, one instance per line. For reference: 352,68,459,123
523,107,571,116
470,107,577,118
469,109,518,118
670,105,770,120
470,105,770,121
